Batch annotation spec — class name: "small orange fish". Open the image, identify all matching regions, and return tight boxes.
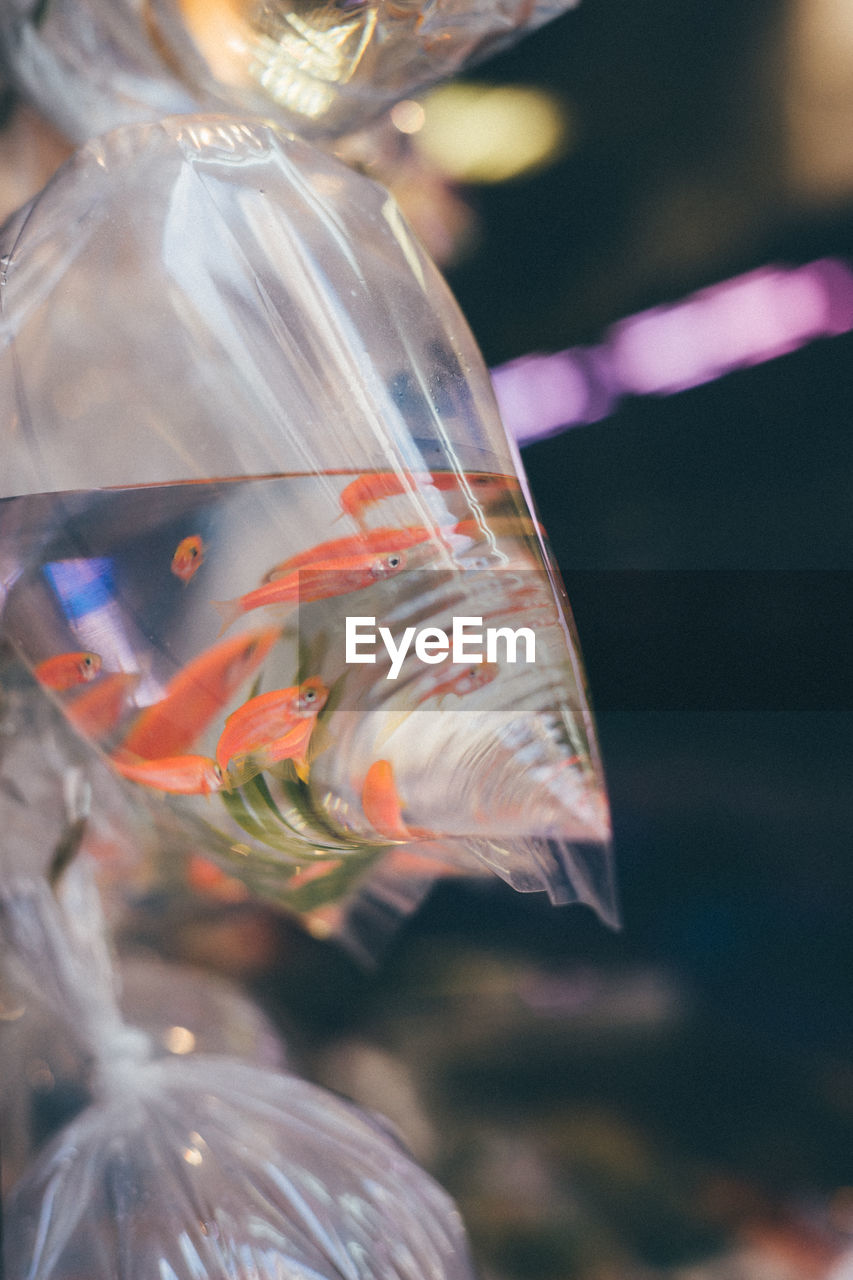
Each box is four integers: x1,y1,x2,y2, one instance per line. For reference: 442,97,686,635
339,471,518,524
417,662,500,707
214,550,411,635
186,855,249,902
215,677,328,776
361,759,415,842
262,525,434,583
294,858,347,886
121,626,280,760
111,752,225,795
171,535,206,583
33,651,102,691
229,717,319,784
65,671,142,739
449,515,543,544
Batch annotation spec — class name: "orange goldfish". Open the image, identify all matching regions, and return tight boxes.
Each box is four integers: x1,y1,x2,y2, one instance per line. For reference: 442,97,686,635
339,471,518,524
121,626,280,760
186,854,249,902
215,677,328,777
417,662,500,706
171,534,205,583
361,759,415,842
450,515,543,543
214,549,412,635
65,671,141,739
110,752,225,795
262,525,434,583
33,651,102,691
228,717,319,784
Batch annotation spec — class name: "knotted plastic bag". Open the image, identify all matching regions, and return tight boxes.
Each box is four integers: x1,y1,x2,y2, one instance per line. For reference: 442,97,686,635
0,0,580,143
0,116,616,938
1,869,478,1279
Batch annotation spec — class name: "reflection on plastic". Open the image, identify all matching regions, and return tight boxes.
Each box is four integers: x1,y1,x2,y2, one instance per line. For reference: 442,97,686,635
0,118,615,944
0,0,580,143
7,1054,478,1280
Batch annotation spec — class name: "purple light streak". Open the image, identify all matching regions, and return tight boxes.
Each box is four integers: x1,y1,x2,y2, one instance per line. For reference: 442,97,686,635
492,258,853,446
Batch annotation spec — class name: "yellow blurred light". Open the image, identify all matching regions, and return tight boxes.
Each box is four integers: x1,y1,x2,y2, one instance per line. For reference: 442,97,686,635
417,83,569,184
164,1025,197,1055
391,99,426,134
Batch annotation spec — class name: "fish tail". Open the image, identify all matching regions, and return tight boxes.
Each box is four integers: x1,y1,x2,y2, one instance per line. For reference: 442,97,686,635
212,598,242,637
335,501,369,531
224,754,263,788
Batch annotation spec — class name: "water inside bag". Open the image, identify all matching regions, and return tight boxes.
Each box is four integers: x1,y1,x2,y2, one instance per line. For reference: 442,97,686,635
1,468,612,920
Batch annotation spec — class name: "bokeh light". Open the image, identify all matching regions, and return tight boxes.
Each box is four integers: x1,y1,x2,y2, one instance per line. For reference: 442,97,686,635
417,82,570,184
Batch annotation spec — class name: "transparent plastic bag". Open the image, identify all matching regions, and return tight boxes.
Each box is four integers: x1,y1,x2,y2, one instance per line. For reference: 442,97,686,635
0,116,616,936
0,0,579,144
1,872,477,1280
116,952,288,1068
8,1054,478,1279
0,641,138,887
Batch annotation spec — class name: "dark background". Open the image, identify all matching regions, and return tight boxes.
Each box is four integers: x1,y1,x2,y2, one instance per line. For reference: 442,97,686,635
265,5,853,1275
446,0,853,1072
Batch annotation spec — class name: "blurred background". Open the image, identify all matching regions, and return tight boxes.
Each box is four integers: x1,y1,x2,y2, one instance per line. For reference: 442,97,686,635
304,3,853,1275
4,1,853,1276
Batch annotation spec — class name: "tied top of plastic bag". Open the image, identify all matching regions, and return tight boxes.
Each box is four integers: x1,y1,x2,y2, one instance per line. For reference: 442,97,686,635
8,1055,478,1280
1,873,477,1280
0,0,579,144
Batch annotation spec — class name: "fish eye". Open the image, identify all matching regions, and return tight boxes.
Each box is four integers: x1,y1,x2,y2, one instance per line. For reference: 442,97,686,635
386,554,402,569
302,688,317,702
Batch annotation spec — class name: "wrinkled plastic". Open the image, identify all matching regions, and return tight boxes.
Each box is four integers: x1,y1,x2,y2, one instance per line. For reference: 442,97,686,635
8,1054,477,1280
1,873,477,1279
0,0,579,144
116,953,289,1068
0,117,616,937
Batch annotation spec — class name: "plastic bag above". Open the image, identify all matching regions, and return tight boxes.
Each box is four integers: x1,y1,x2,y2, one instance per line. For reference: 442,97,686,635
0,117,616,933
0,0,580,144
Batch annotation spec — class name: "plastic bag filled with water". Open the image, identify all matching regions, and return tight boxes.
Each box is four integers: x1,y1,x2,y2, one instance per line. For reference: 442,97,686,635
0,0,580,144
0,117,616,935
1,870,477,1279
